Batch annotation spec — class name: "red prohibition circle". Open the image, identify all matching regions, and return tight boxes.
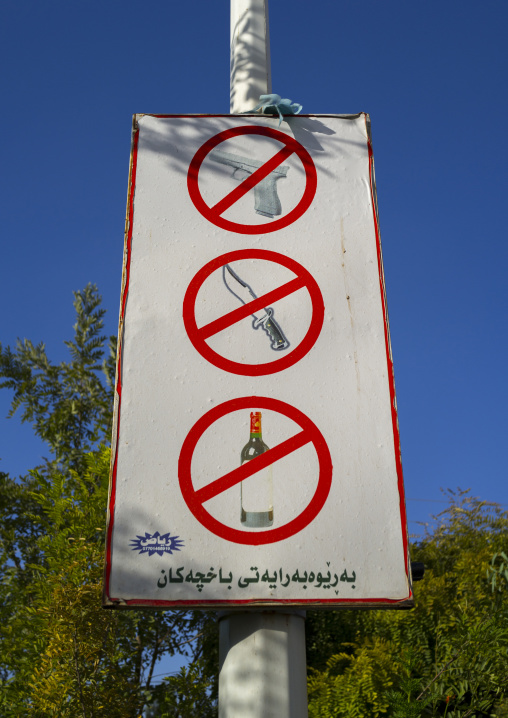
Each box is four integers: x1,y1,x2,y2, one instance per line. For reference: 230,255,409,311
187,126,317,234
178,396,333,545
183,249,324,376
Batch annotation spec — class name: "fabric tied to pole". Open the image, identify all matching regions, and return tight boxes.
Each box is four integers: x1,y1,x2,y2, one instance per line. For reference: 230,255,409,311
245,94,303,126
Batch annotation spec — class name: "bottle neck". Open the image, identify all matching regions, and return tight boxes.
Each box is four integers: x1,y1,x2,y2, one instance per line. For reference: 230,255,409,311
250,411,262,439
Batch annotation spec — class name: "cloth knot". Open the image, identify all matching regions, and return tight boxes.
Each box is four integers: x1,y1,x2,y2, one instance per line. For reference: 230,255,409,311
246,94,302,126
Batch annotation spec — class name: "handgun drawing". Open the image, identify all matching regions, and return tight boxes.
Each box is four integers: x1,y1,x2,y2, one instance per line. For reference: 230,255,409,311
210,150,289,218
222,264,290,351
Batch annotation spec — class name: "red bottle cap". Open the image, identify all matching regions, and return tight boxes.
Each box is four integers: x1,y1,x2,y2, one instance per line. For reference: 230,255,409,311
250,411,261,434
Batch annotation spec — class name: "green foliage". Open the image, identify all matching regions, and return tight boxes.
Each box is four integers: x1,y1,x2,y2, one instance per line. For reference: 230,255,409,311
308,637,398,717
489,552,508,595
306,491,508,717
2,286,507,717
0,286,213,717
144,660,216,718
0,284,116,470
383,649,432,718
4,449,139,715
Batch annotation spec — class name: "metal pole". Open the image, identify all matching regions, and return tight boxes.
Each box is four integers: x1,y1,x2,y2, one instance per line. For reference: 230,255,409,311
218,610,308,718
219,5,309,716
230,0,272,113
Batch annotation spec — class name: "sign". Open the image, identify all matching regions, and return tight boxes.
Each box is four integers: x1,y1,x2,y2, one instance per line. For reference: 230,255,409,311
187,126,317,234
182,249,324,375
178,396,332,545
104,114,412,609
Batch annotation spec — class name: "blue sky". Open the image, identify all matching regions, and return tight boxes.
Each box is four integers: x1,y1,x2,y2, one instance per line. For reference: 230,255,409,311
2,0,507,525
2,0,507,677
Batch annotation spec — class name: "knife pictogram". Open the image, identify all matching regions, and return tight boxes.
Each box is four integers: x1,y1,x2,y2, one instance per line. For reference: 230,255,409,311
222,264,290,351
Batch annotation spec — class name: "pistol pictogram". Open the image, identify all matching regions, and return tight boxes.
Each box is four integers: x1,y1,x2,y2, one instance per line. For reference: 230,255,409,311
210,150,289,218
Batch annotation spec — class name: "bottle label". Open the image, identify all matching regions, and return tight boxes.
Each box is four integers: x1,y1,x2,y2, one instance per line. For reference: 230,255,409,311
250,411,262,435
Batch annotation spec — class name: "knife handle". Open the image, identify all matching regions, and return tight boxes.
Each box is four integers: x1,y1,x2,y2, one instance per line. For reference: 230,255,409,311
253,310,290,351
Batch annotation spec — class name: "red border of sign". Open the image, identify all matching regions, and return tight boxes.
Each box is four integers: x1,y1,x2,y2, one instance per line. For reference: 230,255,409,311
187,126,317,234
367,135,410,578
178,396,332,545
103,115,412,608
183,249,324,376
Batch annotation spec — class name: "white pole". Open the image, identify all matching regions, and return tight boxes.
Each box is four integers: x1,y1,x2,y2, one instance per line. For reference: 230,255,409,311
230,0,272,113
220,4,308,716
218,611,308,718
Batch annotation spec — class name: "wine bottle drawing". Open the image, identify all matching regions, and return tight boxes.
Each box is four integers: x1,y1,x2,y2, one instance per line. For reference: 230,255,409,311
240,412,273,527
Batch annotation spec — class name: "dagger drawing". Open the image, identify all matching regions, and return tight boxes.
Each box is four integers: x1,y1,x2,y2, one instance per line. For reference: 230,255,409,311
222,264,290,351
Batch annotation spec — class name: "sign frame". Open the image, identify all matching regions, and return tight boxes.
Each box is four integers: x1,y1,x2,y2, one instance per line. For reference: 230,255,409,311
103,114,413,610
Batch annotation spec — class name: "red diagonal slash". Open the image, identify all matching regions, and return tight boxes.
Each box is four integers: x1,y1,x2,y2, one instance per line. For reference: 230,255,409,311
179,396,332,544
183,249,325,377
194,429,310,504
198,274,306,341
187,126,317,235
210,145,295,217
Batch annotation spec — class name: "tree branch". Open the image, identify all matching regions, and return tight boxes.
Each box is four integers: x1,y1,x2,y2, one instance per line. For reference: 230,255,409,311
135,631,143,689
417,614,497,702
145,622,160,691
73,629,89,718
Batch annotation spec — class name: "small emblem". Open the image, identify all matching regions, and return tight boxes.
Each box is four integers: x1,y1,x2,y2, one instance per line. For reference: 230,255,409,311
130,531,184,557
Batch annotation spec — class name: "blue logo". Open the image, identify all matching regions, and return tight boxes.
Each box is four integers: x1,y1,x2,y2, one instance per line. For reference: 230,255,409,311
130,531,184,557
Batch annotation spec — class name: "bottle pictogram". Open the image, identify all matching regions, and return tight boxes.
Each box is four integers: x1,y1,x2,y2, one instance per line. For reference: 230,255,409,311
240,412,273,527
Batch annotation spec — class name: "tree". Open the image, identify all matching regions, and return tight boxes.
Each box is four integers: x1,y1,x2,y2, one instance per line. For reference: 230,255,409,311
2,285,507,716
0,285,215,717
0,284,115,472
306,491,508,717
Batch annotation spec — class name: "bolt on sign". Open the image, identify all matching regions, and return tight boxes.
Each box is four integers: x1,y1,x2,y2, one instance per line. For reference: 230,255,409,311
103,114,413,609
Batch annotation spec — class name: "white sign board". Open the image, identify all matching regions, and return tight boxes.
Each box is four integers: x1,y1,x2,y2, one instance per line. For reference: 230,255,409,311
104,114,412,608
